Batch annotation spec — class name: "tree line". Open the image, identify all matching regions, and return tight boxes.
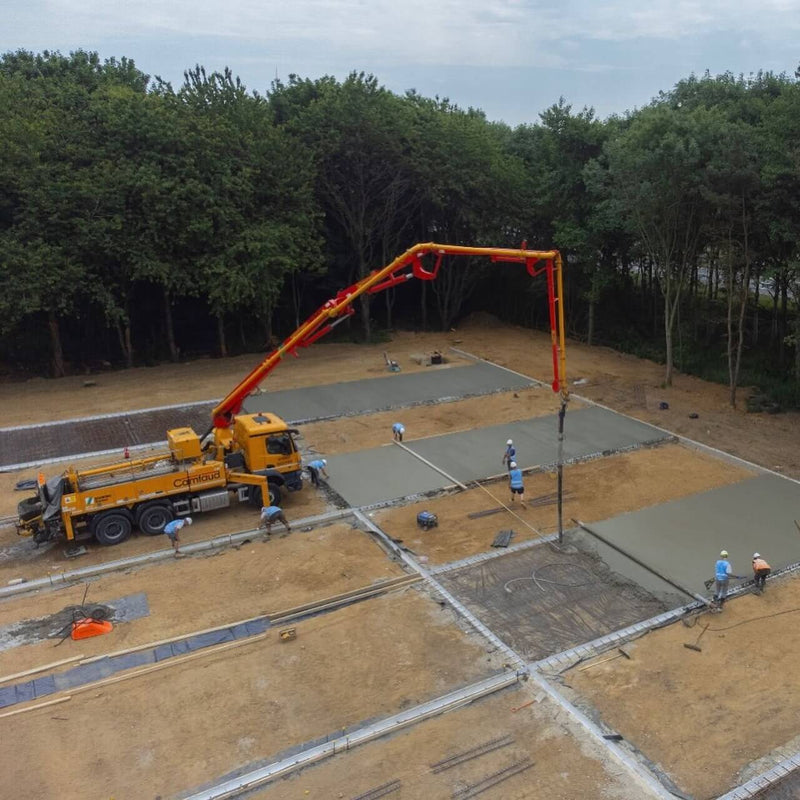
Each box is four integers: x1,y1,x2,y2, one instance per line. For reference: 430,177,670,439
1,50,799,409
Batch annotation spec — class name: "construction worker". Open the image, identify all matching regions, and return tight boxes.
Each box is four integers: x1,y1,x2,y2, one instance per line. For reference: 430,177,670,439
713,550,745,608
306,458,329,487
392,422,405,442
163,517,192,555
502,439,516,470
508,462,525,506
260,505,291,535
752,553,771,593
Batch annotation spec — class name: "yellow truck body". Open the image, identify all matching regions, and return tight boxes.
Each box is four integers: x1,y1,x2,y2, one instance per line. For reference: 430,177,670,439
17,413,304,547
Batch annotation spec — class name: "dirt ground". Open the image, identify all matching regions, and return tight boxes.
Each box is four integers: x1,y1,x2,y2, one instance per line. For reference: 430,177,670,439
255,684,656,800
2,589,505,800
563,573,800,799
374,443,753,565
0,481,331,586
300,385,574,455
0,333,468,426
0,522,405,677
4,322,800,483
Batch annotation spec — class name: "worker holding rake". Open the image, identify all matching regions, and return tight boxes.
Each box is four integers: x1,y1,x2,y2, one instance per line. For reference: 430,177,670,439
712,550,746,610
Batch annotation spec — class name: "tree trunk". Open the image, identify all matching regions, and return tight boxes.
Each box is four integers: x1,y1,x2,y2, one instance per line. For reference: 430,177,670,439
217,314,227,358
359,293,371,342
163,287,178,362
48,309,65,378
420,280,427,331
587,294,596,346
664,299,673,386
730,196,752,408
116,318,134,369
779,277,789,367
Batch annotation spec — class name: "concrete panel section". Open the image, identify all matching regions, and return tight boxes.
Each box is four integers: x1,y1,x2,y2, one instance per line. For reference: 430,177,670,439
405,405,670,484
588,474,800,595
244,361,534,422
325,446,451,508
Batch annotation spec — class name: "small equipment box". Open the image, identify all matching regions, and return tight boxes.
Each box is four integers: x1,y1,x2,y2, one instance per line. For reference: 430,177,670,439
417,511,438,530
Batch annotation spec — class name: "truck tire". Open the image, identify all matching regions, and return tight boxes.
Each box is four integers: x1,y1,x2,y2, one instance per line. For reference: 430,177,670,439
137,502,174,536
92,511,133,546
248,483,281,507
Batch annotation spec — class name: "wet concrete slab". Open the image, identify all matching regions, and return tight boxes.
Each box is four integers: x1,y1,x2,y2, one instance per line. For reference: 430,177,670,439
437,545,667,661
1,362,532,469
244,361,534,422
326,446,452,507
585,474,800,596
405,405,670,483
325,406,670,508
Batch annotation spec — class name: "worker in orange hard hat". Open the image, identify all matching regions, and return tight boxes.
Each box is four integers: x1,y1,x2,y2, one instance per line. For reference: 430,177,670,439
752,553,771,594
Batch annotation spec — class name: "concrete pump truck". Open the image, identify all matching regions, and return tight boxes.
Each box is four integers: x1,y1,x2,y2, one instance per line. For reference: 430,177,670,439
16,243,567,547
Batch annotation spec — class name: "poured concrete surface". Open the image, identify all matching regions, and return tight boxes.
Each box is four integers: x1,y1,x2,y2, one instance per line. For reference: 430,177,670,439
405,405,670,482
587,473,800,595
1,361,531,469
245,360,533,421
326,446,451,507
326,405,671,508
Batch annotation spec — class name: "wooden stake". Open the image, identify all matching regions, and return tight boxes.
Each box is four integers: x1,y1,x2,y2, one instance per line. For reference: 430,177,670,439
0,695,72,720
0,655,84,685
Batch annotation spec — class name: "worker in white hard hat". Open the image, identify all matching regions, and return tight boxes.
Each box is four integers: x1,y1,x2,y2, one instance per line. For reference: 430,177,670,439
502,438,516,470
508,461,525,507
306,457,329,487
752,553,771,594
163,516,192,556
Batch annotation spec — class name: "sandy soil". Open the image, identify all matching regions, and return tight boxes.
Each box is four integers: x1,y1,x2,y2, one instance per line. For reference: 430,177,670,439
0,522,405,677
2,590,505,800
373,443,753,565
564,574,800,799
0,333,466,426
3,322,799,480
255,684,657,800
301,385,574,456
0,481,331,586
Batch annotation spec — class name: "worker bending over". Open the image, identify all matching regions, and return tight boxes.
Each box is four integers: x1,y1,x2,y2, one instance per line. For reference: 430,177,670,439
260,505,291,535
392,422,405,442
752,553,771,593
502,439,516,470
508,462,525,507
307,458,329,487
164,517,192,555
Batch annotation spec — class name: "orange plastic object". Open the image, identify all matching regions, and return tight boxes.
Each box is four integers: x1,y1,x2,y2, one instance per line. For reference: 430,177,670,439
71,618,114,640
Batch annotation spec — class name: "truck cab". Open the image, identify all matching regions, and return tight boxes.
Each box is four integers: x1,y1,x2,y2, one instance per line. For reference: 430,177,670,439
214,412,304,501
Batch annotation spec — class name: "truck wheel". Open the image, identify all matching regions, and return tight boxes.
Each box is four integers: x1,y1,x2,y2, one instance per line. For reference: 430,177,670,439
137,503,174,536
248,484,281,507
92,512,132,546
268,483,282,506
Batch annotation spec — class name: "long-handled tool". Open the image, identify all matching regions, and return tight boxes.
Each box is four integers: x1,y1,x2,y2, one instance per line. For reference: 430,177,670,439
684,623,709,652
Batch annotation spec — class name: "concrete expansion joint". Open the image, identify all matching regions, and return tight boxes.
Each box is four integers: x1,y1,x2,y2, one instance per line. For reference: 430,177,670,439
715,751,800,799
352,509,525,670
528,668,678,800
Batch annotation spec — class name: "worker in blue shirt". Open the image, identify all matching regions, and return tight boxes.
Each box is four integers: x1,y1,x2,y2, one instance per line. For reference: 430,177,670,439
508,462,525,507
502,439,516,469
713,549,744,608
307,458,329,487
392,422,405,442
260,505,291,535
163,517,192,555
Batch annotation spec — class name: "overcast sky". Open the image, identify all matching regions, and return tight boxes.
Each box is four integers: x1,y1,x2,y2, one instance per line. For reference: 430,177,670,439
4,0,800,126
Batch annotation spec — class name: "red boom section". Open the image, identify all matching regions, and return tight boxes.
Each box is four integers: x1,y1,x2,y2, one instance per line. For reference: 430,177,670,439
211,243,566,429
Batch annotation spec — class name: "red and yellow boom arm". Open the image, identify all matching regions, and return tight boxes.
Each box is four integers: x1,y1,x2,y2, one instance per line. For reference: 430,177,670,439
211,243,567,429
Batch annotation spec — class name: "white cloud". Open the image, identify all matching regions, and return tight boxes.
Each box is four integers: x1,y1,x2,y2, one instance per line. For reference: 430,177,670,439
11,0,800,70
